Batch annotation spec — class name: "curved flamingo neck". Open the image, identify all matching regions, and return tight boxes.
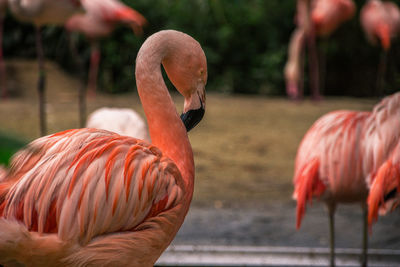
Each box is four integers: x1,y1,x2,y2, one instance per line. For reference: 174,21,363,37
135,32,195,205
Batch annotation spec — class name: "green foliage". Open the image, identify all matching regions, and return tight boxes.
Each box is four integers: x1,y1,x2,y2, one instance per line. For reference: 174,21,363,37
0,132,26,166
3,0,400,96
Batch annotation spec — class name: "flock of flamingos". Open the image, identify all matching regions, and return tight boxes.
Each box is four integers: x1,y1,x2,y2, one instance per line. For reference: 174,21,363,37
0,0,398,266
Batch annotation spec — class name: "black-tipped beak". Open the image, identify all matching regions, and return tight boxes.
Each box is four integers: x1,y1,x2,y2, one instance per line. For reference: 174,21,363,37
180,107,205,132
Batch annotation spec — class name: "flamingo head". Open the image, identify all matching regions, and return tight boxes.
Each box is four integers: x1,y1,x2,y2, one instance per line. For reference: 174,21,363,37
368,162,400,225
162,32,208,132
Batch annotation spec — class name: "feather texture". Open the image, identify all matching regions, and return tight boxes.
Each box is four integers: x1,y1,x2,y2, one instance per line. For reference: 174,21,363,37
1,129,183,245
294,92,400,227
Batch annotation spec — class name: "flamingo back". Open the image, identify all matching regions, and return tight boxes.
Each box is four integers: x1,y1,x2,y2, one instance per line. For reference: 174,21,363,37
311,0,356,36
0,128,184,244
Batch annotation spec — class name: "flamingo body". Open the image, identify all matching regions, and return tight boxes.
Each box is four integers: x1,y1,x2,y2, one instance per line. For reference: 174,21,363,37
0,30,208,266
360,0,400,51
294,110,369,228
294,92,400,266
294,92,400,227
86,107,149,141
311,0,356,36
0,129,183,257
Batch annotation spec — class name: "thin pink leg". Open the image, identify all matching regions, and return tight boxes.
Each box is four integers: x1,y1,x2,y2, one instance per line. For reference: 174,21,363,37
36,27,47,136
0,17,7,99
376,50,387,97
87,42,100,97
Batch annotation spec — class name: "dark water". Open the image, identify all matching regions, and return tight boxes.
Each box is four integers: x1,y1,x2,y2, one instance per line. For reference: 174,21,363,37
173,201,400,250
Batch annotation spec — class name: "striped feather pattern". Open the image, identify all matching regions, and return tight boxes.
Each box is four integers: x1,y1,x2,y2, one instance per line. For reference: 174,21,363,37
294,92,400,226
0,128,183,244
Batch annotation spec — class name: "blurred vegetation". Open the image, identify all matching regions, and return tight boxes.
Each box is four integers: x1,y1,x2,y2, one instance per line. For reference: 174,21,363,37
0,133,26,166
3,0,400,96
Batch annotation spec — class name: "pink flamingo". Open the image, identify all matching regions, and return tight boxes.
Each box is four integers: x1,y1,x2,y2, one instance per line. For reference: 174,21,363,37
285,0,355,101
86,107,150,141
293,92,400,267
0,0,7,99
65,0,146,97
360,0,400,95
8,0,82,136
0,30,207,266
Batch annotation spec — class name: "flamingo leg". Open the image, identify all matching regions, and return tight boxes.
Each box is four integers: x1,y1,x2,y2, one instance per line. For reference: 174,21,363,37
307,29,321,101
361,203,368,267
0,16,7,99
328,203,336,267
299,39,305,100
318,39,327,98
35,27,47,136
376,50,387,97
87,42,101,97
68,33,87,128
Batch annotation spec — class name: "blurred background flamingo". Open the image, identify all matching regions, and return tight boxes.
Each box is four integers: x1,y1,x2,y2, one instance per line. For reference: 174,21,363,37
293,92,400,267
360,0,400,96
7,0,82,136
65,0,146,97
0,29,207,266
86,107,149,141
285,0,355,101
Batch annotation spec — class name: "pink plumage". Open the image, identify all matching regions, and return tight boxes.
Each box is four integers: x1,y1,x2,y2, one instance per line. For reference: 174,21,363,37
360,0,400,51
311,0,356,36
1,129,182,240
293,92,400,266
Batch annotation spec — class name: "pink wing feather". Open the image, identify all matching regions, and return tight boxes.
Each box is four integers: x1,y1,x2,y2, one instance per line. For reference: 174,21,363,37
294,92,400,228
0,128,183,244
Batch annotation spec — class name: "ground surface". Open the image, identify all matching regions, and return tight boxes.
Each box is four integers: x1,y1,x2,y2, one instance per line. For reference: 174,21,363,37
1,59,399,250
